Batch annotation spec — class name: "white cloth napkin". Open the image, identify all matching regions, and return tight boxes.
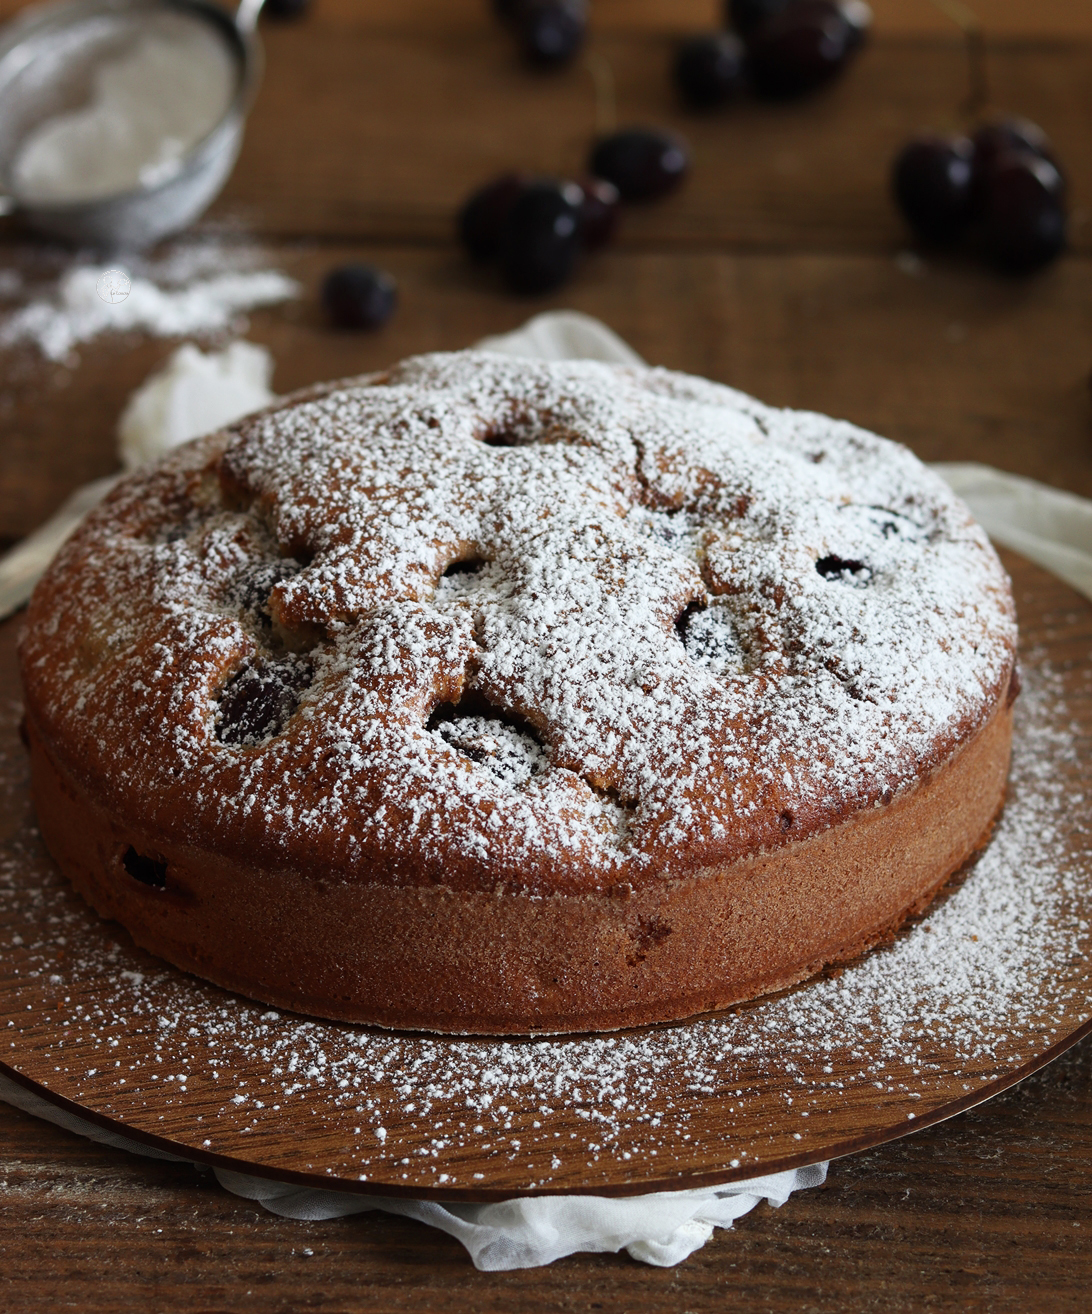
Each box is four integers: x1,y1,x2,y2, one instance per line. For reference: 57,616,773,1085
929,461,1092,601
2,307,1090,1268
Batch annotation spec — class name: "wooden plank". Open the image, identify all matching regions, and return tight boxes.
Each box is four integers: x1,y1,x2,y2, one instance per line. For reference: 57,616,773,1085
1,1026,1090,1309
3,244,1092,541
1,9,1090,253
209,29,1092,250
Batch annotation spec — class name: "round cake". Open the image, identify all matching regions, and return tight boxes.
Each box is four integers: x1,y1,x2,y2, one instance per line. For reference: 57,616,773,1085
19,351,1018,1034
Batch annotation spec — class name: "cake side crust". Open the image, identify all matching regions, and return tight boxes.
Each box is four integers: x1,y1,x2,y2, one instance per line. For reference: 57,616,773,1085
25,697,1013,1035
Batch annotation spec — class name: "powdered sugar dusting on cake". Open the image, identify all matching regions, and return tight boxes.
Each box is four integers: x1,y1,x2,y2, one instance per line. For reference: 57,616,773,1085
1,657,1088,1192
21,352,1016,892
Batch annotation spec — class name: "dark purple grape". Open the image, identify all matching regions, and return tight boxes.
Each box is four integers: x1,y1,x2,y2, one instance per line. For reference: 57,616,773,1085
500,181,584,293
215,655,313,746
674,32,746,110
321,264,397,330
973,117,1056,173
729,0,870,43
971,117,1063,215
457,172,531,262
892,134,975,243
576,176,621,250
588,128,691,203
977,151,1066,273
726,0,790,37
262,0,311,17
515,0,586,67
746,0,857,99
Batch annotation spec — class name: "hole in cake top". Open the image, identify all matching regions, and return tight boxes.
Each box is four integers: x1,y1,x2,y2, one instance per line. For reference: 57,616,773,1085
287,543,317,569
122,846,167,889
435,555,497,610
815,554,872,584
584,779,638,810
481,428,527,448
675,599,705,641
676,600,746,675
427,690,548,788
215,654,314,747
234,490,318,569
442,557,489,578
478,413,578,449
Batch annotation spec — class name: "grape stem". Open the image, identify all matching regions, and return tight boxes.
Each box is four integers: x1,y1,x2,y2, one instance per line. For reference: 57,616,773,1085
929,0,990,118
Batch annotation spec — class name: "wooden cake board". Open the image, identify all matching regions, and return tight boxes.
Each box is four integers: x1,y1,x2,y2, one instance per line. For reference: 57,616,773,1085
1,550,1090,1202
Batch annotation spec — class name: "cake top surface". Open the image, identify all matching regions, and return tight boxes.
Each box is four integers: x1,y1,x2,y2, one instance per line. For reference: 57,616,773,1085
21,351,1017,893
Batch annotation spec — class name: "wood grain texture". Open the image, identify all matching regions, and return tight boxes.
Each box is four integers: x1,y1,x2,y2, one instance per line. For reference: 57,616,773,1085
0,1009,1090,1310
3,5,1092,250
215,29,1092,250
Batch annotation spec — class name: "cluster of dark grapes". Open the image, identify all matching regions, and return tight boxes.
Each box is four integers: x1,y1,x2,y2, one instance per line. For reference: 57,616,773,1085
457,129,689,294
492,0,589,69
469,0,881,296
675,0,871,108
892,118,1066,274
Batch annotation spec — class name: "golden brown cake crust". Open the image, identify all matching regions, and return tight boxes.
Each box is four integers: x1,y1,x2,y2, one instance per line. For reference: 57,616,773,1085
24,698,1012,1033
18,352,1019,1033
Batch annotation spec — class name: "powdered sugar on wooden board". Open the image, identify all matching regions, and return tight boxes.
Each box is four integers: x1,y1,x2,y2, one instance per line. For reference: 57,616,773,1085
21,352,1016,891
0,237,299,364
1,652,1088,1195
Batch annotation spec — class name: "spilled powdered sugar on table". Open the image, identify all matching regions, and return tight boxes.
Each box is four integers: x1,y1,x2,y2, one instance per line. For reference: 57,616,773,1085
0,648,1089,1196
0,235,298,364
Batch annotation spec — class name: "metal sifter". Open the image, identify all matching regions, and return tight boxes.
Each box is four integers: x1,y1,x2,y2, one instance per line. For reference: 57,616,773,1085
0,0,264,250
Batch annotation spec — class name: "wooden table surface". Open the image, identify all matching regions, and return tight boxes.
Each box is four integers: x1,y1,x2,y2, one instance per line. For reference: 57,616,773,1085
1,0,1091,1308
